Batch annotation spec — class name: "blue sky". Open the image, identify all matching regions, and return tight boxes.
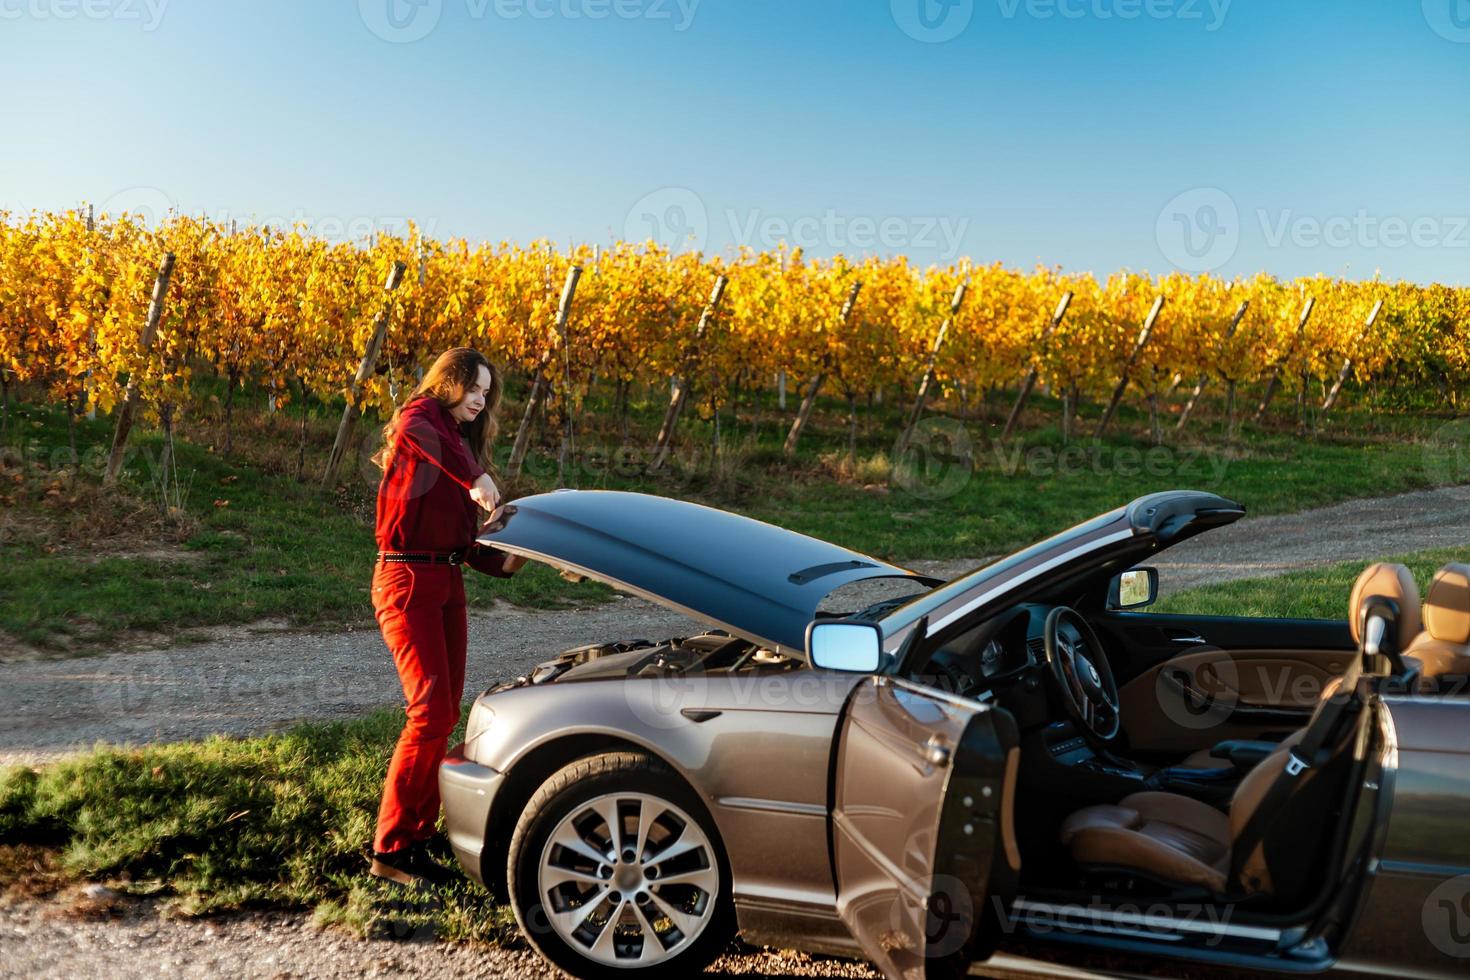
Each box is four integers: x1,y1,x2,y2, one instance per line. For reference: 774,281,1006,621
4,0,1469,283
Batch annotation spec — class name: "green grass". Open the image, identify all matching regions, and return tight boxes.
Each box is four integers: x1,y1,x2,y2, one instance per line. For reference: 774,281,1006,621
3,374,1467,654
1155,546,1469,620
0,706,519,943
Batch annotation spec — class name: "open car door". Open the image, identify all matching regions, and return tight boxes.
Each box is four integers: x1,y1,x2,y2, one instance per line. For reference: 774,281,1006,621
831,675,1021,979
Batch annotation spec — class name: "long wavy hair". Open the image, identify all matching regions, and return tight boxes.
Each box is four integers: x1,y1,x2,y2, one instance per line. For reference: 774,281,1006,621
371,347,504,479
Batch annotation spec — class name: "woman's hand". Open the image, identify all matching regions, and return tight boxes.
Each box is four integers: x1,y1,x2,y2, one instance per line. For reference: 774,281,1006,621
503,554,529,573
469,473,501,511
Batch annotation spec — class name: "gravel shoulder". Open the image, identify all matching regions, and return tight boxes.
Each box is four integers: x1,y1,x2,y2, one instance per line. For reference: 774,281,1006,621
6,486,1470,767
0,897,884,980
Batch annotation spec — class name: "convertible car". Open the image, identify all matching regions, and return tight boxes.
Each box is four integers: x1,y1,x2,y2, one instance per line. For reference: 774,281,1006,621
439,488,1470,979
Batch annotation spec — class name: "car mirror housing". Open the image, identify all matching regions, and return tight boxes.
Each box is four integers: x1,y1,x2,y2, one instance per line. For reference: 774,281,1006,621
806,620,883,673
1109,566,1159,610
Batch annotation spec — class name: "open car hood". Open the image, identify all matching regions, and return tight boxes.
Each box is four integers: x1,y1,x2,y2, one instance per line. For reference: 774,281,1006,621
477,490,939,656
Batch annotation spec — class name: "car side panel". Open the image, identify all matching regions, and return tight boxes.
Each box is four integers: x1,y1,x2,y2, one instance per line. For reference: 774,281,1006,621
1337,696,1470,977
468,671,863,945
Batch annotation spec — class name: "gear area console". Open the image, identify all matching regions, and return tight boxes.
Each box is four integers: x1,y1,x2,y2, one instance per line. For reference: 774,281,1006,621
1033,721,1243,809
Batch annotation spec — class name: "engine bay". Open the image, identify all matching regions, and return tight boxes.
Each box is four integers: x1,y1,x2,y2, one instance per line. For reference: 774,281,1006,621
487,630,800,693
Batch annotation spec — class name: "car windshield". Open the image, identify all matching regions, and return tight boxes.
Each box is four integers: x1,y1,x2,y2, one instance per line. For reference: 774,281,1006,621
876,506,1127,638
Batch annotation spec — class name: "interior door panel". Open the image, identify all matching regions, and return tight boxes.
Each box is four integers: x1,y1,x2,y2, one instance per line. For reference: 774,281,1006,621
831,676,1020,979
1092,612,1355,755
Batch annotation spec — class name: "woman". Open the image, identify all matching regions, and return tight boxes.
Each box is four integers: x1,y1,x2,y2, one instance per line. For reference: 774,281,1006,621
366,347,528,888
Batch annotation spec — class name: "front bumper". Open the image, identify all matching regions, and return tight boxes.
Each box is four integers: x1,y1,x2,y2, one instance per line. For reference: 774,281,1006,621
438,742,505,887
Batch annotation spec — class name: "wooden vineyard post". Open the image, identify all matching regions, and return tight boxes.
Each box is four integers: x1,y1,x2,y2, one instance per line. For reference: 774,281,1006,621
321,261,407,487
1094,295,1165,439
1253,295,1315,423
783,281,862,456
84,203,98,421
1177,300,1249,432
103,252,176,487
1002,290,1073,440
1322,299,1385,414
652,274,729,471
895,282,968,456
508,265,582,478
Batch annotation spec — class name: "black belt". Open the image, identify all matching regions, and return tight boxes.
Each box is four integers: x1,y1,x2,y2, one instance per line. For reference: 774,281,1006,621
377,550,464,565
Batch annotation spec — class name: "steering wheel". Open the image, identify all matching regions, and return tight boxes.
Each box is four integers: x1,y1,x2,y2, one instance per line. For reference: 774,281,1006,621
1042,606,1122,742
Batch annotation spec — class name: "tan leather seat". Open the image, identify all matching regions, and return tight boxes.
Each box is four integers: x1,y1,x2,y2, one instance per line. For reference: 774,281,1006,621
1173,561,1420,771
1062,563,1418,896
1348,561,1422,647
1404,563,1470,689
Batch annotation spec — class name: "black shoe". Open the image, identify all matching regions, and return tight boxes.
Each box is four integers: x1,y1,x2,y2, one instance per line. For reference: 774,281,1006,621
418,832,454,862
369,841,460,889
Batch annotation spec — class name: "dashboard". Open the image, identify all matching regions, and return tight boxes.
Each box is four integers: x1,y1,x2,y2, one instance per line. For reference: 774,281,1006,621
912,603,1047,700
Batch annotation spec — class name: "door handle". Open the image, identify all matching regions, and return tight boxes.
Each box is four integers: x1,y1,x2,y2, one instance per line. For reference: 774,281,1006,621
920,735,951,768
1167,632,1208,644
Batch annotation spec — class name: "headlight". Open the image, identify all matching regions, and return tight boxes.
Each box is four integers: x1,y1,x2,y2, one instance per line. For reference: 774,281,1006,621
463,704,495,754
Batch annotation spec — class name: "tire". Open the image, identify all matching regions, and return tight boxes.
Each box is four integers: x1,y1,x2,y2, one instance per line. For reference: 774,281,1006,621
506,751,735,979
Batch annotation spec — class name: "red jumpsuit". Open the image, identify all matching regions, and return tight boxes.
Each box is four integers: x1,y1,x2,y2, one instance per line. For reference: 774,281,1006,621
371,394,517,856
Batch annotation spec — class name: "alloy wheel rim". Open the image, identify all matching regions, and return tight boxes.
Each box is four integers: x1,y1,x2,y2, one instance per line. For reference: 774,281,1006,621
537,791,719,966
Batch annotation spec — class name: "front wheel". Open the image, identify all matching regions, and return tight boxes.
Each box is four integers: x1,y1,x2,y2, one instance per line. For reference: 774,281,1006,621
507,752,734,978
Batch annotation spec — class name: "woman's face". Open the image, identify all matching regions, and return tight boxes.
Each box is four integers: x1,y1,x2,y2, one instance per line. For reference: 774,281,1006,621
449,364,492,424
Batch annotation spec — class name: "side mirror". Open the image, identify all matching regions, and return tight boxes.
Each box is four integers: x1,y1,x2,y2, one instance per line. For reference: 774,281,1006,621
1109,567,1159,610
806,620,883,673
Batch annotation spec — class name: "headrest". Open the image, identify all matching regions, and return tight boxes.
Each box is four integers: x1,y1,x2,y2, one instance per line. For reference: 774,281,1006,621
1423,563,1470,644
1348,562,1421,650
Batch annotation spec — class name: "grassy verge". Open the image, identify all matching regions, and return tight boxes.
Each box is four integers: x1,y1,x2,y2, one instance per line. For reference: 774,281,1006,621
1154,546,1469,620
0,707,518,943
3,375,1466,654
